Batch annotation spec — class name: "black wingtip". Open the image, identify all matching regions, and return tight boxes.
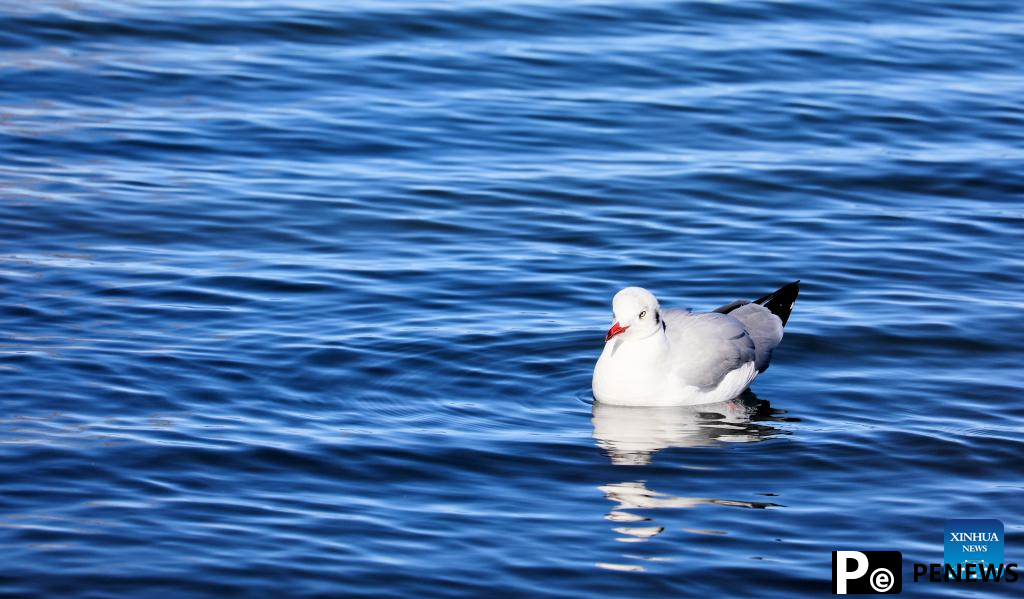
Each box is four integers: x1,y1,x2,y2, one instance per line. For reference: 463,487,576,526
753,280,800,327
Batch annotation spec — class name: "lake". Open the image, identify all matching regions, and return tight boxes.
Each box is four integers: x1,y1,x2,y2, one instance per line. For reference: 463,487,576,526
1,0,1022,597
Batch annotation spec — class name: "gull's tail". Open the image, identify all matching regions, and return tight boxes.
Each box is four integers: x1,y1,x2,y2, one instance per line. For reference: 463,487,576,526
753,280,800,327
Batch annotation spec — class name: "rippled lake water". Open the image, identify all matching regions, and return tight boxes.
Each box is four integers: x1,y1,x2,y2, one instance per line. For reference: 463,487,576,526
2,1,1023,597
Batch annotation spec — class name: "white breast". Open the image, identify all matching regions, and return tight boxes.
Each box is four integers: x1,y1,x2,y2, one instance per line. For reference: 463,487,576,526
593,337,758,407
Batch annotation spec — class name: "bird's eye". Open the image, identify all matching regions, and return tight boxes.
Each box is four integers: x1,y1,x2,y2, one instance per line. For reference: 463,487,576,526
639,310,647,319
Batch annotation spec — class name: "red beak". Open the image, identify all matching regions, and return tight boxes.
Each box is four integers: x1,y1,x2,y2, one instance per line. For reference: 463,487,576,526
605,322,629,342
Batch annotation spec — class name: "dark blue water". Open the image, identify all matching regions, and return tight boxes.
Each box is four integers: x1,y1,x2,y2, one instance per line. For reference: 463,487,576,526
2,1,1023,597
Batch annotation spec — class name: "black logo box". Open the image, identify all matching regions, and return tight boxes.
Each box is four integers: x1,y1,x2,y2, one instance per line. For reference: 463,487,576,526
832,551,903,594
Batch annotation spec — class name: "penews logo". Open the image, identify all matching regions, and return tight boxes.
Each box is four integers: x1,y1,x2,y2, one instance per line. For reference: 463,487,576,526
836,519,1018,591
944,519,1003,579
833,551,902,594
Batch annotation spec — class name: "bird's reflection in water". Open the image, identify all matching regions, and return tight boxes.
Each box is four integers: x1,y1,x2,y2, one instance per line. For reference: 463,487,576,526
591,392,794,572
592,390,790,466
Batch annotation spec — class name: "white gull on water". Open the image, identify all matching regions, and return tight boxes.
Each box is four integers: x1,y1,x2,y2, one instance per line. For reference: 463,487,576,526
592,281,800,406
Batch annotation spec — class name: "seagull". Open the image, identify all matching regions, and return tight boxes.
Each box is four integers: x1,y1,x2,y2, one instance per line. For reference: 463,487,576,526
592,281,799,406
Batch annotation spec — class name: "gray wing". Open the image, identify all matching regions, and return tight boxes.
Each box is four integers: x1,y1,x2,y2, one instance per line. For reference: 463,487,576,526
714,302,784,372
663,310,756,389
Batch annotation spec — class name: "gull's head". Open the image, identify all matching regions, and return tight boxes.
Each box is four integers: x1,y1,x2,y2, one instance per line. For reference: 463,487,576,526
606,287,661,342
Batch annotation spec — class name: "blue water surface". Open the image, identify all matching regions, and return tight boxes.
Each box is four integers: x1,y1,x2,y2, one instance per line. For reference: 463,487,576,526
2,1,1023,597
